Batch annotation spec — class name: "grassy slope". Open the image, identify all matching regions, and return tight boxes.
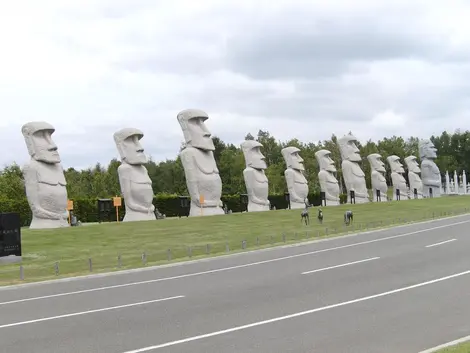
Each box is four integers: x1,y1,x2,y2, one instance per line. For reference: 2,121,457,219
1,196,469,285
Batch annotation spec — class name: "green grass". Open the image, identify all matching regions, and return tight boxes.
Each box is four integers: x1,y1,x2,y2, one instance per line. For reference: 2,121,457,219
434,341,470,352
1,196,470,286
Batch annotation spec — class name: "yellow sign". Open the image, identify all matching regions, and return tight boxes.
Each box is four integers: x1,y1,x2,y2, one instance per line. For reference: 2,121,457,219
66,200,74,211
113,197,122,207
199,195,205,204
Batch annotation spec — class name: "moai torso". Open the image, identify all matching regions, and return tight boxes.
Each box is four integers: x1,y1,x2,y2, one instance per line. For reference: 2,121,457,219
23,159,68,228
408,172,423,198
421,159,441,197
318,170,340,205
243,167,270,211
371,170,388,201
285,168,308,208
391,172,408,199
180,147,223,215
117,164,155,221
342,160,368,203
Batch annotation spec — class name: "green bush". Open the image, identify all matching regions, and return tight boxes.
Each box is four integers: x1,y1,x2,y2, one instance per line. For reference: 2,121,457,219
4,192,341,226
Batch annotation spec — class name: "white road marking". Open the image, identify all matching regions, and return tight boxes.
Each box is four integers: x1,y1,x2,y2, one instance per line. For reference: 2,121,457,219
425,239,457,248
1,220,468,307
121,269,470,352
0,295,184,329
302,257,380,275
419,334,470,352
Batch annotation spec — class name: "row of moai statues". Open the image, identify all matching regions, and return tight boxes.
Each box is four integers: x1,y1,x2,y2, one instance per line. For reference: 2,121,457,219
328,134,442,204
19,111,447,229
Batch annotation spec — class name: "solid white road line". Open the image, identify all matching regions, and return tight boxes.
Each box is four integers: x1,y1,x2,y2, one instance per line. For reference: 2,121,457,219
0,295,184,329
419,334,470,352
302,257,380,275
426,239,457,248
121,269,470,352
1,220,468,307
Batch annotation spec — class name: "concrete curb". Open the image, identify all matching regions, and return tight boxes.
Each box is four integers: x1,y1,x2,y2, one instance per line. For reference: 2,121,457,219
1,213,469,291
419,335,470,352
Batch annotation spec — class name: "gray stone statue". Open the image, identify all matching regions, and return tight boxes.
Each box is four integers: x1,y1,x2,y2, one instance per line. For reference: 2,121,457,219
21,122,69,229
367,153,388,202
177,109,224,216
314,149,340,205
114,128,156,222
419,139,441,197
241,140,270,212
337,134,369,203
387,155,409,200
281,146,308,209
404,156,423,199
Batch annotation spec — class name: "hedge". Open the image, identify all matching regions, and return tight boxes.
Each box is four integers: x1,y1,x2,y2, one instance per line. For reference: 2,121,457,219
0,193,348,226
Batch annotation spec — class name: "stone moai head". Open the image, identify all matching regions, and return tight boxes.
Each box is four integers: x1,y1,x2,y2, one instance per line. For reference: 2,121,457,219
177,109,215,151
241,140,267,169
419,139,437,160
113,128,147,165
338,134,361,162
404,156,420,174
387,155,405,173
367,153,386,173
281,146,304,171
314,149,336,172
21,121,61,164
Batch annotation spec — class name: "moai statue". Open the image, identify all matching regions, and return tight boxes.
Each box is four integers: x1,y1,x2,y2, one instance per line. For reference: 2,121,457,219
367,153,388,202
241,140,270,212
21,122,69,229
387,155,409,200
281,146,308,209
314,149,340,205
114,128,156,222
177,109,224,217
419,139,441,197
404,156,423,199
337,134,369,203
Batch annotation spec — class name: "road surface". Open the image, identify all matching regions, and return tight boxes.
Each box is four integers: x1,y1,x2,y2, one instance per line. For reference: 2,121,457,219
1,215,470,352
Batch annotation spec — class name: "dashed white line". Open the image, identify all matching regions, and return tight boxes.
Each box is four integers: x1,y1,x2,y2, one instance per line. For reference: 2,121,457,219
0,295,184,329
426,239,457,248
302,257,380,275
120,269,470,352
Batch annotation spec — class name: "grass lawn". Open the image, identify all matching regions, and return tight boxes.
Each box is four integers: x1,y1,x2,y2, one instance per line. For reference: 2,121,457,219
1,196,469,286
434,341,470,352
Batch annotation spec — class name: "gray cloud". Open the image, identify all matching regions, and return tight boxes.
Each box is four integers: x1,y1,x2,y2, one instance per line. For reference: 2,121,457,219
2,0,470,170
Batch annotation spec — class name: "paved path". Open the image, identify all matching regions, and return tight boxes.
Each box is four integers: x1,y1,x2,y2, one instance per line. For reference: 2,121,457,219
1,215,470,352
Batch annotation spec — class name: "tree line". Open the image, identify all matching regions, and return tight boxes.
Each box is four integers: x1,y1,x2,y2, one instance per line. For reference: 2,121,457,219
1,129,469,203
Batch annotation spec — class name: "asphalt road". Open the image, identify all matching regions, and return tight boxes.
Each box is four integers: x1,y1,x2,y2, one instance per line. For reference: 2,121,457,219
1,214,470,352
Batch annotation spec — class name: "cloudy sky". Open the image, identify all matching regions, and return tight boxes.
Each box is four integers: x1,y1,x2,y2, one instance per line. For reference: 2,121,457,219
1,0,470,170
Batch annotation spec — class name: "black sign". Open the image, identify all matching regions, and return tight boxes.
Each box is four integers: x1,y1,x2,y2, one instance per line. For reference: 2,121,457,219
0,212,21,258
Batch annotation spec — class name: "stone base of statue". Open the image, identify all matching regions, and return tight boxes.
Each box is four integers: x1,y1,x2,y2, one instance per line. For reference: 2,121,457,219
423,187,441,198
29,217,69,229
348,196,369,204
123,210,156,222
247,202,270,212
0,255,22,264
190,202,225,217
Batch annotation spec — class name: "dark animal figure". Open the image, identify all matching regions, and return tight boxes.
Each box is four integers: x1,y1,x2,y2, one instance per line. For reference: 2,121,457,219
317,208,323,224
344,210,353,225
301,206,309,225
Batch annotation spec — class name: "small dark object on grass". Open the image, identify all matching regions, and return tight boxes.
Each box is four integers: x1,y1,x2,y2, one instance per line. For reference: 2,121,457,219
344,210,353,225
317,208,323,224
